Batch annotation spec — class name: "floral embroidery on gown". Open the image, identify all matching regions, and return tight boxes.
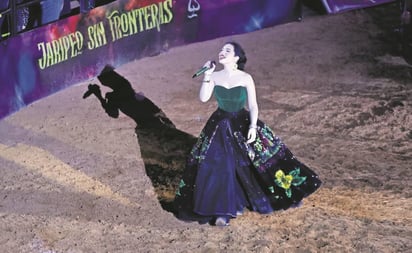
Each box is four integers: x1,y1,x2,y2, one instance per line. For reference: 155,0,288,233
174,85,321,224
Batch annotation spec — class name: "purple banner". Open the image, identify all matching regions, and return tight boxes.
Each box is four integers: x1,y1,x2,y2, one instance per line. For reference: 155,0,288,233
0,0,300,120
321,0,395,14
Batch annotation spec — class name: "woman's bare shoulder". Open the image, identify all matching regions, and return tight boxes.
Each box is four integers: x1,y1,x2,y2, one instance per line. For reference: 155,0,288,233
239,71,254,83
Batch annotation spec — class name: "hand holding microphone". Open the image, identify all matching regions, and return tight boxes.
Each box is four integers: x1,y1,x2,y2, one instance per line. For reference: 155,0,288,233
192,60,216,78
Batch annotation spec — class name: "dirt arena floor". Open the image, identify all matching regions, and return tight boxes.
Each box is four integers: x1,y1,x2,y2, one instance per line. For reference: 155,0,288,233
0,3,411,253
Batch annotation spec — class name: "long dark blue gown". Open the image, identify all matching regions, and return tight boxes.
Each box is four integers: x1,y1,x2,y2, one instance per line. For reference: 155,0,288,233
174,85,321,224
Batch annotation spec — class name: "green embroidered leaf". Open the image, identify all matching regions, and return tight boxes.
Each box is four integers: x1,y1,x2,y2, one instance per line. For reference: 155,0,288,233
290,168,301,177
292,176,307,186
285,188,292,198
274,178,283,188
176,179,186,196
179,179,186,188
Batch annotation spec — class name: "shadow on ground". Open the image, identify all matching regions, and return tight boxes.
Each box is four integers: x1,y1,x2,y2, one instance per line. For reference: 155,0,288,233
83,65,196,213
364,2,412,82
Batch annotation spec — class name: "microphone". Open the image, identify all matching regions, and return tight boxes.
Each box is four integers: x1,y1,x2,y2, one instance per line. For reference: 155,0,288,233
192,61,216,78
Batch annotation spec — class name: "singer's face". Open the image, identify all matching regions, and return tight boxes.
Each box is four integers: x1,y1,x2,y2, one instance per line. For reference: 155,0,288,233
218,44,238,64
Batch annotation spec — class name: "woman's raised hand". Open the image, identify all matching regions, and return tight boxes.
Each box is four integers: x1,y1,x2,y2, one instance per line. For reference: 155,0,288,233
204,60,216,76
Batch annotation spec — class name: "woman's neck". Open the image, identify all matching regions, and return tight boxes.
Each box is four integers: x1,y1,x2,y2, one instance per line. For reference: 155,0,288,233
222,63,238,76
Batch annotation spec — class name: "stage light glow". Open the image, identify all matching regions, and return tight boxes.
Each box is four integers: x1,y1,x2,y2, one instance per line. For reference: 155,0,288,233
0,143,134,207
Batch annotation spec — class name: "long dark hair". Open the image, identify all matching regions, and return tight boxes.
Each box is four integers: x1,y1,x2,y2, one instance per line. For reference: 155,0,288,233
227,41,247,70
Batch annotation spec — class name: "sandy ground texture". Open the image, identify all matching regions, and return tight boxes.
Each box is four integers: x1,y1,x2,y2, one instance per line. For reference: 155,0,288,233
0,3,411,253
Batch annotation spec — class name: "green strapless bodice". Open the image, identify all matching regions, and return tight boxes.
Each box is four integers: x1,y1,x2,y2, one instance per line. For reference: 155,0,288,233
213,85,247,112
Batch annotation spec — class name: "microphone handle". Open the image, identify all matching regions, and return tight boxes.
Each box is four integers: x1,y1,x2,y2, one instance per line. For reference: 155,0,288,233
192,66,208,78
192,61,216,78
